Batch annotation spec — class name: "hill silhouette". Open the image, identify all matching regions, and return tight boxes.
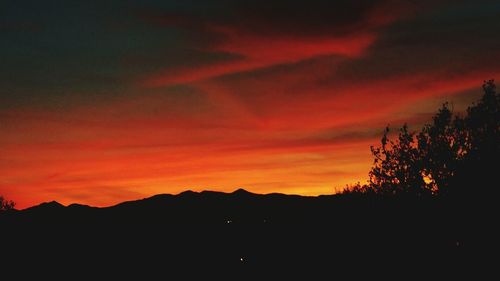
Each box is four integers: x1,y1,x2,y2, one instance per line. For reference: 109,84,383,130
0,188,492,278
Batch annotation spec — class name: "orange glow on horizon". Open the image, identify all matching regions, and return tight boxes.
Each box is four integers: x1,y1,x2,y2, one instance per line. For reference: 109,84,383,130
1,72,493,209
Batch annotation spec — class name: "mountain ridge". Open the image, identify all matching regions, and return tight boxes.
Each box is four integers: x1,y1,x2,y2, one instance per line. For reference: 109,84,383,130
18,188,318,211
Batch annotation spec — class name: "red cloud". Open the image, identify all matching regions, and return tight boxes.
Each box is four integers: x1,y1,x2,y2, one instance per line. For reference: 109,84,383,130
139,0,420,87
143,33,376,87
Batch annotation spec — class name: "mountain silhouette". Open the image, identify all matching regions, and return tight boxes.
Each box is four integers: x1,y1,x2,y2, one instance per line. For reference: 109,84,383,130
231,188,256,196
67,203,93,209
24,200,64,212
0,188,492,278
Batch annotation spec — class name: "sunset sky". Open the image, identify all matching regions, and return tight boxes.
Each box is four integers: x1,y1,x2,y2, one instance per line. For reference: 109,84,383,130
1,0,500,208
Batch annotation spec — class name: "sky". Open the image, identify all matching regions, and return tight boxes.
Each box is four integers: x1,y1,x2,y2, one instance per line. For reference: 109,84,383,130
1,0,500,208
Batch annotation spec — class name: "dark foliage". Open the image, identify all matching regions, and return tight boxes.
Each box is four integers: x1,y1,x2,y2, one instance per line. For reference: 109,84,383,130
0,195,15,212
346,80,500,200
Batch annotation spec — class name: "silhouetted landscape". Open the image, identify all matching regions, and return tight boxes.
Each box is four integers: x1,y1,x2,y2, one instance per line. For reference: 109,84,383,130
0,189,473,277
4,0,500,278
0,187,496,278
1,81,498,278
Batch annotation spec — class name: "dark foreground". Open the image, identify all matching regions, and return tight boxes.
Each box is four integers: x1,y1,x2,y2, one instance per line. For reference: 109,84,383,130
0,189,496,278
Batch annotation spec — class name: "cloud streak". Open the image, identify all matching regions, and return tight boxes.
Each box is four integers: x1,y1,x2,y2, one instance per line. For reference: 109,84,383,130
140,0,421,86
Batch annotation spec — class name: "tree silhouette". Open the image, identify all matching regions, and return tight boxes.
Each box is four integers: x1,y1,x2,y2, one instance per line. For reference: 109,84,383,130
416,103,461,196
0,195,15,212
450,80,500,199
369,125,431,197
360,80,500,199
